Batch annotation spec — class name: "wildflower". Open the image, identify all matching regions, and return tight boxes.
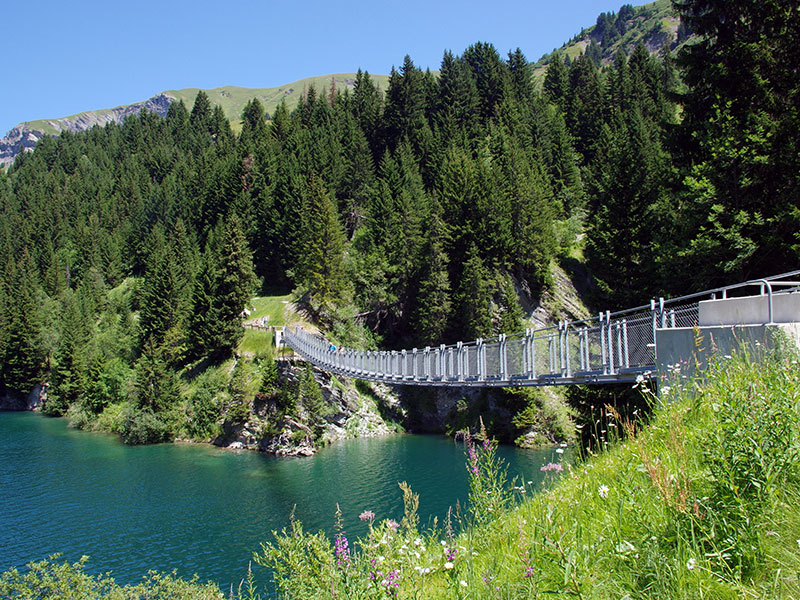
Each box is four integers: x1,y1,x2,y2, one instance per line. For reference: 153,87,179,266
524,566,535,578
661,386,671,395
540,462,564,473
556,448,564,454
386,520,399,531
359,510,376,522
334,534,350,569
598,484,609,498
445,561,454,570
460,580,468,587
413,538,422,546
686,558,696,570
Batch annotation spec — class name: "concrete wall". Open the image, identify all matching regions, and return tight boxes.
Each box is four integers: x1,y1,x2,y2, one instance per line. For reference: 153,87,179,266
699,293,800,326
655,323,800,379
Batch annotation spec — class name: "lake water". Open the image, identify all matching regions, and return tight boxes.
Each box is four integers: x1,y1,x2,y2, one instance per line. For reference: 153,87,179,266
0,411,564,591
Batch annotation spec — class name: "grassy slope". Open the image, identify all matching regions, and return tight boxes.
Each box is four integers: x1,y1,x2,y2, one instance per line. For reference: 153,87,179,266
428,351,800,598
532,0,679,80
22,73,390,137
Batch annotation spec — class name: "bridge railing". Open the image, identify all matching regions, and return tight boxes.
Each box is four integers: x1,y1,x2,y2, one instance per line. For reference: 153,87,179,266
282,270,800,387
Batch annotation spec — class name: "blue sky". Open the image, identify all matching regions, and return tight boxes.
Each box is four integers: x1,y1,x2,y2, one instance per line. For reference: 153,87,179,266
2,0,635,136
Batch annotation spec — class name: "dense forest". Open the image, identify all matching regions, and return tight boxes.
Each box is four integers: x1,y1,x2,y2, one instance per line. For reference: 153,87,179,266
0,0,797,444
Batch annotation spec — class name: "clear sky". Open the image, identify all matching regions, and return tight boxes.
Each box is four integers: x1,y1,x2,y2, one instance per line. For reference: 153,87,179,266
2,0,634,136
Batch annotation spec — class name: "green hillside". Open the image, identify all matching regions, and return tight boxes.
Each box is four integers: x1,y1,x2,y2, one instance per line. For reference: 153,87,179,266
533,0,685,78
165,73,390,131
22,73,390,136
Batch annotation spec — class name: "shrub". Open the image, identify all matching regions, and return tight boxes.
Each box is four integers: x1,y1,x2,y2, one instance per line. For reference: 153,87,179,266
118,407,173,445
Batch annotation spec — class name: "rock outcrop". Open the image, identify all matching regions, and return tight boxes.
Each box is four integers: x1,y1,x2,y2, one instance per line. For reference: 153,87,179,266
216,359,406,456
0,93,175,168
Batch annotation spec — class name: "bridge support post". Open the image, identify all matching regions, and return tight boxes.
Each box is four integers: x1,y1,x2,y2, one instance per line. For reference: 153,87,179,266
606,311,614,374
600,312,608,375
622,319,630,368
456,342,464,381
424,347,431,380
650,300,658,363
499,334,507,381
477,339,484,381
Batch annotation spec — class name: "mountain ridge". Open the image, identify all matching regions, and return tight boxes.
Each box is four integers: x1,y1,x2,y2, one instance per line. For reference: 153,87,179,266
0,73,390,169
0,0,682,169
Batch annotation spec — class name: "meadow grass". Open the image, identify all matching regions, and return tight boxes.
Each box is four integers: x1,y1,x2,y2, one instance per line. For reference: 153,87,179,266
249,295,293,326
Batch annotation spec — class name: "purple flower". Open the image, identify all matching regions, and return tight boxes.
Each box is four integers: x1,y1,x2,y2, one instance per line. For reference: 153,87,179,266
359,510,376,522
540,462,564,473
386,519,399,531
334,534,350,569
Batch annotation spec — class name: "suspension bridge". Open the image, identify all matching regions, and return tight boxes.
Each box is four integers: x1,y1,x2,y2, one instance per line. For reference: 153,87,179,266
281,271,800,387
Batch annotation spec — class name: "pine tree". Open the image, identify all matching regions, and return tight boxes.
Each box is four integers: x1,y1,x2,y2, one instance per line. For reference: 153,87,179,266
670,0,800,285
295,175,348,314
454,244,493,341
138,225,179,348
1,254,44,396
215,214,257,354
412,209,452,346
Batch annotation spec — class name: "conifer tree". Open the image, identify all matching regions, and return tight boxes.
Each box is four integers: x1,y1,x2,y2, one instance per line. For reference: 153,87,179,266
412,208,452,346
1,254,44,396
295,175,348,313
454,244,493,341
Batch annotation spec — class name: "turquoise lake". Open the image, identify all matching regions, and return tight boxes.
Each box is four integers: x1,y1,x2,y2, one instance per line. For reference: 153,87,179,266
0,411,564,591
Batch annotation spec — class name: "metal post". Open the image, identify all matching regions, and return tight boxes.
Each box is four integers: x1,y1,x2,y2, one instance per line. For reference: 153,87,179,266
499,334,507,381
606,311,614,374
650,299,657,362
600,312,608,375
477,339,484,381
564,323,571,378
622,319,629,368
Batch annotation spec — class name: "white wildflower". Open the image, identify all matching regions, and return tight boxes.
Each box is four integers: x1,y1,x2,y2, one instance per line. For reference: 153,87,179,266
444,562,454,570
687,558,696,570
598,484,610,499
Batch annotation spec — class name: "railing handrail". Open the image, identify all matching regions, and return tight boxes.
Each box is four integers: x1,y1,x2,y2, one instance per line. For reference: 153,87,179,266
281,271,799,387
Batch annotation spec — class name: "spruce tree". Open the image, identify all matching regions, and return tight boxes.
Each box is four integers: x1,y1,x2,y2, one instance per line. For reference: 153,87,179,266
295,175,348,313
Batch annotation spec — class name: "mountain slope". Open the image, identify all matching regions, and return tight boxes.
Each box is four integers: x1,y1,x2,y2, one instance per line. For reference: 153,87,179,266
0,73,389,168
533,0,686,76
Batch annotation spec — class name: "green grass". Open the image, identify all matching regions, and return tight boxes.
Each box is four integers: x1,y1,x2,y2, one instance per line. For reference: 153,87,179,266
249,294,294,326
240,328,273,356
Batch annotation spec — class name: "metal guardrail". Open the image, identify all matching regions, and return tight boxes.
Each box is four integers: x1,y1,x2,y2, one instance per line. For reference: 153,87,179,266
282,271,800,387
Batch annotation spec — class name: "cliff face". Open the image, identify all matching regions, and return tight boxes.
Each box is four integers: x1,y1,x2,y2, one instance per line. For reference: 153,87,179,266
0,93,175,169
216,359,406,456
